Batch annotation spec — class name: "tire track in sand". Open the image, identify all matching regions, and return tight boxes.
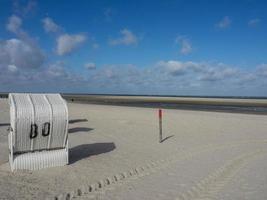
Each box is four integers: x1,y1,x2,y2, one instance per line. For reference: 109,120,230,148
175,149,266,200
53,139,267,200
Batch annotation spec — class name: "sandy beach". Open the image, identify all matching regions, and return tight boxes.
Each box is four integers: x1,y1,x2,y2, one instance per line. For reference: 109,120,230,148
0,98,267,199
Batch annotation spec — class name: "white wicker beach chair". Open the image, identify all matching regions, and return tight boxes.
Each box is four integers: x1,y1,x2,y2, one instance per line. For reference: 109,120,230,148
8,93,68,171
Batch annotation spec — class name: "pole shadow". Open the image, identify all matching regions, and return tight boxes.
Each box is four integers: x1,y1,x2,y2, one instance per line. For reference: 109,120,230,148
69,142,116,164
161,135,174,143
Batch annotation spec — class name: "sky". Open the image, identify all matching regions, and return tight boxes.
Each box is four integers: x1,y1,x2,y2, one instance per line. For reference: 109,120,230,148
0,0,267,96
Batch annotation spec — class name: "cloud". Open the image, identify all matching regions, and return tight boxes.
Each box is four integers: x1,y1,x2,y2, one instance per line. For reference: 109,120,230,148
37,61,83,83
45,61,69,78
56,34,87,55
109,29,138,46
216,16,231,29
175,36,193,55
91,64,145,91
0,30,266,98
0,38,44,70
7,64,18,73
38,62,85,87
0,62,85,93
87,61,257,95
257,64,267,76
4,15,45,72
1,13,90,92
6,15,36,45
41,18,89,54
157,60,197,75
248,18,261,27
1,59,266,95
158,60,243,83
6,15,22,33
84,62,96,70
13,0,37,17
4,59,252,94
42,17,61,33
199,67,238,81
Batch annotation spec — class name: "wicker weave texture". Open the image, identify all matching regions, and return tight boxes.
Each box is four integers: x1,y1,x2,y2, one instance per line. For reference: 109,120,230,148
8,93,69,171
11,148,68,171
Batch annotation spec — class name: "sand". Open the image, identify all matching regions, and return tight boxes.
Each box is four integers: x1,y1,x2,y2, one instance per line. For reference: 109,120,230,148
0,98,267,199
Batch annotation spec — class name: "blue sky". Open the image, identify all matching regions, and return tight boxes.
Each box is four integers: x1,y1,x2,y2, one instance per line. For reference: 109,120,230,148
0,0,267,96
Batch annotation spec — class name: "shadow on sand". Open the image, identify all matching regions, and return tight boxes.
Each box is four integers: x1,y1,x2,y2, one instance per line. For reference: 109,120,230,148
68,127,94,134
0,123,10,127
69,142,116,164
161,135,174,143
69,119,88,124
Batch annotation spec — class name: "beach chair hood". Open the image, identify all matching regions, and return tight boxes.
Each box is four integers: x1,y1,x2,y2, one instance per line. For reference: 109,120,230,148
9,93,69,171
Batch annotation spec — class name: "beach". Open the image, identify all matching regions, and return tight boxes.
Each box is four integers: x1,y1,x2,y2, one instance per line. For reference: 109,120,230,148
0,98,267,199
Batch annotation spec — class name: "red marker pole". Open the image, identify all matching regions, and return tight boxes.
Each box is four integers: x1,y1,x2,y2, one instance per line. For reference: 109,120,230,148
158,109,163,143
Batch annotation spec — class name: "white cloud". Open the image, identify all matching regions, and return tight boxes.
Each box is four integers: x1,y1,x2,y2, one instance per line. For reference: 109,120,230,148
248,18,261,27
6,15,36,45
6,15,22,33
92,64,143,89
109,29,138,46
0,38,44,70
216,16,231,29
56,34,87,55
3,14,45,77
84,62,96,70
103,68,117,79
199,67,238,81
157,60,201,76
8,64,18,73
89,62,247,95
41,18,90,55
46,61,68,78
175,36,193,55
42,17,61,33
154,60,266,95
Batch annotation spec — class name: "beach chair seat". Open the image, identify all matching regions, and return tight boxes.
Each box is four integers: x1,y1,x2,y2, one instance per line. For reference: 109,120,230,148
8,93,68,171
